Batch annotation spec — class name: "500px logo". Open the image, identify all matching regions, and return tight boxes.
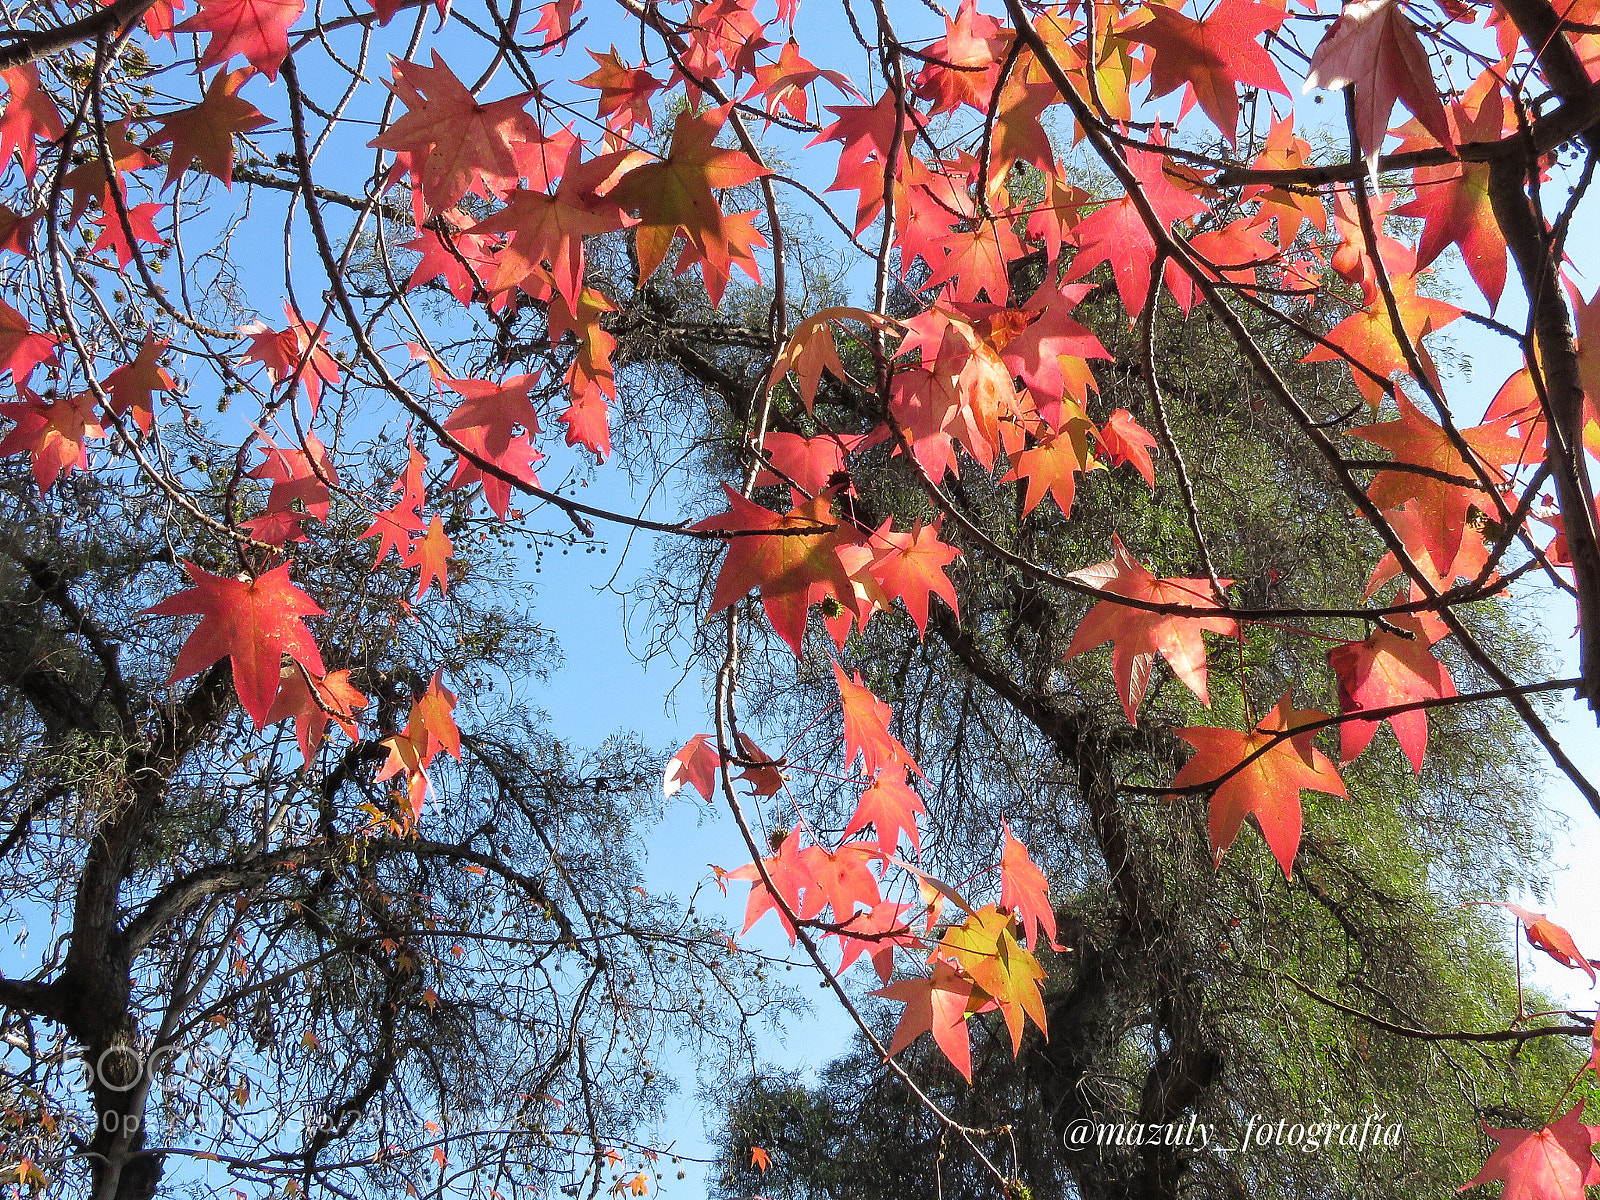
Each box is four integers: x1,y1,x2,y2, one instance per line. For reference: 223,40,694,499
74,1044,181,1093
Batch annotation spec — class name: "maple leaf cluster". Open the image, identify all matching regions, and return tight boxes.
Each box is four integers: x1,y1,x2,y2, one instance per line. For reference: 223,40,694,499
671,665,1058,1082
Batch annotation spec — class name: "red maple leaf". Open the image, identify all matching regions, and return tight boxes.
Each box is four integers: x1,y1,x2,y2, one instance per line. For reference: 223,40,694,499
663,733,721,801
1063,145,1207,317
360,444,426,566
798,842,883,920
248,432,338,523
999,279,1110,415
376,671,461,810
1326,609,1455,772
528,0,580,50
1392,80,1507,307
238,304,341,413
843,770,926,856
862,518,960,637
873,958,979,1082
100,0,183,39
577,47,664,132
466,146,631,308
0,296,58,383
0,205,36,256
102,335,176,433
91,200,166,268
143,562,327,728
727,831,813,940
1461,1104,1600,1200
832,660,919,778
403,218,500,306
812,93,911,234
1484,902,1598,982
1162,215,1279,313
0,66,66,183
366,0,446,25
920,215,1024,305
1121,0,1287,144
912,0,1007,113
1327,188,1413,301
1304,0,1453,169
746,38,853,124
173,0,304,80
0,391,103,491
442,372,541,466
144,68,270,190
1168,693,1347,879
1064,535,1236,723
1096,408,1158,487
370,52,536,215
835,899,917,983
984,79,1058,198
676,0,770,86
753,431,865,494
446,424,542,518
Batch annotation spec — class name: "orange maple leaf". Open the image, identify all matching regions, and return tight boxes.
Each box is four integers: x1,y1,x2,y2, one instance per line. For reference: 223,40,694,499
691,486,855,657
403,515,454,600
1003,410,1100,519
1064,536,1236,723
1303,273,1462,406
843,770,926,857
144,68,269,190
999,825,1056,951
1167,693,1347,879
1348,390,1524,572
612,106,769,307
938,905,1047,1054
1483,902,1598,983
873,958,978,1082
